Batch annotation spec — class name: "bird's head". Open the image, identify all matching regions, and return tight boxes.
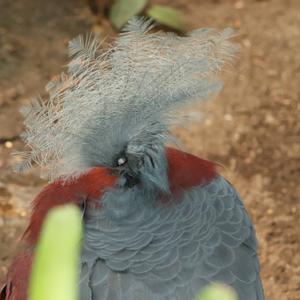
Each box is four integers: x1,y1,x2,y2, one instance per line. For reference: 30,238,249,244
110,138,168,193
15,18,237,197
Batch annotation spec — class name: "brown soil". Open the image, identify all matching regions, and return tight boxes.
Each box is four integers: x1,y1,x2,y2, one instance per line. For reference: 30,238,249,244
0,0,299,299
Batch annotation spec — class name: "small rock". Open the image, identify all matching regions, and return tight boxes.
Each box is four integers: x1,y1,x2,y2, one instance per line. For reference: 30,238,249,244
234,1,245,10
224,114,233,121
242,39,251,48
265,114,276,125
4,141,13,148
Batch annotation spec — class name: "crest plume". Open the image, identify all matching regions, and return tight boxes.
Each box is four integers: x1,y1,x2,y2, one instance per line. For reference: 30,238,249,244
15,17,238,180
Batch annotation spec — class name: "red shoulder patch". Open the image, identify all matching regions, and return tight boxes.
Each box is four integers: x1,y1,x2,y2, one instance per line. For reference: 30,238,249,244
24,150,216,243
24,167,117,245
0,250,33,300
166,147,218,193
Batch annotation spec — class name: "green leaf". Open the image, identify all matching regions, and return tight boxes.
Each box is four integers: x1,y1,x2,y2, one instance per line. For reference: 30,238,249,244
195,283,238,300
109,0,148,30
29,205,82,300
146,5,185,31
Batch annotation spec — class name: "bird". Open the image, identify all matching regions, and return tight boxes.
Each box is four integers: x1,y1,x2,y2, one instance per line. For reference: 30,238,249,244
0,18,264,300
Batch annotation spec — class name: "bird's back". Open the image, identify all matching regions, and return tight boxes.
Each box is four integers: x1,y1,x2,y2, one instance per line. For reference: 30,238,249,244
79,173,264,300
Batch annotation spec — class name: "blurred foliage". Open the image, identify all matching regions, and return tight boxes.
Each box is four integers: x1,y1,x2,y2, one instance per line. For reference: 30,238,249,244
29,205,82,300
195,283,238,300
109,0,148,30
146,5,185,32
108,0,185,31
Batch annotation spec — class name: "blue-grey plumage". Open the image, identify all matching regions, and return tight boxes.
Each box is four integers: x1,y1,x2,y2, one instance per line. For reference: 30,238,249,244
79,176,264,300
7,16,264,300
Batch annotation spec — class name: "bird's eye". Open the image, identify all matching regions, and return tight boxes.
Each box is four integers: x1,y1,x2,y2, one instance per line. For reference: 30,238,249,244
117,157,127,166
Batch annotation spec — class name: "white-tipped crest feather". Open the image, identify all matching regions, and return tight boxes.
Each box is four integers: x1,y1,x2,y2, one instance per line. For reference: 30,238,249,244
15,18,238,181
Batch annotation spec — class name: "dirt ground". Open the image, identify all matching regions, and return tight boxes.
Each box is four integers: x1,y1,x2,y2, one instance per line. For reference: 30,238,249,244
0,0,299,299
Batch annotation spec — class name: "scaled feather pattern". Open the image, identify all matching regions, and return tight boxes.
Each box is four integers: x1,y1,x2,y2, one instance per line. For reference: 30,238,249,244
15,18,238,180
